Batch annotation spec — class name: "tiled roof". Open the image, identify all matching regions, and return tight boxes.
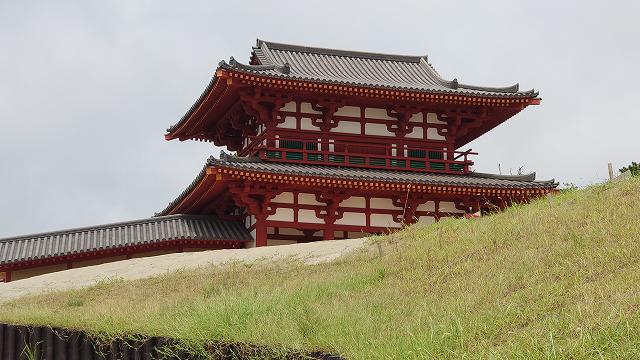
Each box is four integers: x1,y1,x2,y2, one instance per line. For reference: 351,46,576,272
157,154,558,216
0,215,251,266
219,39,537,98
213,154,557,188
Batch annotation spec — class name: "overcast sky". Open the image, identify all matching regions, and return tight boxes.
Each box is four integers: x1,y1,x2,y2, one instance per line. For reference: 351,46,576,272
1,1,638,237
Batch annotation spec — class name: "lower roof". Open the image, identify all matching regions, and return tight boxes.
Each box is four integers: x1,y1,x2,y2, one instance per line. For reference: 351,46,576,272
0,215,251,267
158,154,558,215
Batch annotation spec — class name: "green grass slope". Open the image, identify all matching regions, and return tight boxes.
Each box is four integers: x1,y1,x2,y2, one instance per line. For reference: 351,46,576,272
2,178,640,359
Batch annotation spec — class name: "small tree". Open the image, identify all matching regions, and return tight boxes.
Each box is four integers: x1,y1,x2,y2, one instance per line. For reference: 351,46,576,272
619,162,640,176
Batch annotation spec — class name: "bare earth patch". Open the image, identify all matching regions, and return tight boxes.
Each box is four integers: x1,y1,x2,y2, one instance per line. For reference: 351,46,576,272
0,238,369,304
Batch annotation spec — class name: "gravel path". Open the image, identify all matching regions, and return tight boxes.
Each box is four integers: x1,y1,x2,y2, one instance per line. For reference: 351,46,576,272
0,238,369,304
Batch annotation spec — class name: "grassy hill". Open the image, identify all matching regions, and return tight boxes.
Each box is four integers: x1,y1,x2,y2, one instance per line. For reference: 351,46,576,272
1,178,640,359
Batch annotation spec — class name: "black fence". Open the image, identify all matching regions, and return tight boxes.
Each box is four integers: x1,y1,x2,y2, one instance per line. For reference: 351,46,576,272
0,323,343,360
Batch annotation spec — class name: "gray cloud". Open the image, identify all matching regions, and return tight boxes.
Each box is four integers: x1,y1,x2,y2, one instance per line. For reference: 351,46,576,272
1,0,638,236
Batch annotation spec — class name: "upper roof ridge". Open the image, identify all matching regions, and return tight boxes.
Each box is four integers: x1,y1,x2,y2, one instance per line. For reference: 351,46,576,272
255,39,427,63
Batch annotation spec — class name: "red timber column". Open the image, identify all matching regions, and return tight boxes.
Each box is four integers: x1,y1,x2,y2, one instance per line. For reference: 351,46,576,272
229,182,281,247
314,190,348,240
2,270,11,283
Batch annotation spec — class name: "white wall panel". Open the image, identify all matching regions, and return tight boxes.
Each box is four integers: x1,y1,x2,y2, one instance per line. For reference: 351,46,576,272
334,106,361,117
280,101,296,112
300,102,322,114
417,201,436,212
370,198,401,210
330,121,361,134
417,216,436,224
340,196,366,208
300,118,319,130
298,209,324,223
365,123,393,136
268,208,295,221
335,212,367,226
439,201,465,213
409,113,423,123
298,193,324,205
426,112,446,124
277,116,297,129
272,192,295,203
406,127,424,139
370,214,401,228
365,107,395,120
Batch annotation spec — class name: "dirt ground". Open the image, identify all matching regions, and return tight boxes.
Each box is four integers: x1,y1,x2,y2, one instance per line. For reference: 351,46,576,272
0,238,369,304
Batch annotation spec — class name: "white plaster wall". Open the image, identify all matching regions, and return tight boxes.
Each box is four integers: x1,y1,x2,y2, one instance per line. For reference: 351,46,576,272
417,216,436,224
417,201,436,212
280,101,296,112
365,123,394,137
300,118,319,130
426,113,447,124
427,128,446,140
330,121,361,134
277,116,297,129
335,212,367,226
365,107,395,120
268,208,295,221
298,209,324,223
298,193,324,205
300,102,322,114
370,198,402,210
334,106,361,117
370,214,401,228
340,196,366,208
406,127,424,139
267,227,275,235
409,113,423,123
439,201,465,213
272,192,295,203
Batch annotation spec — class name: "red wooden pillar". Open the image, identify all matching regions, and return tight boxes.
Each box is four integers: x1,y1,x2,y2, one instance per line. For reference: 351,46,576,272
5,270,12,283
315,190,348,241
323,223,335,241
255,215,268,247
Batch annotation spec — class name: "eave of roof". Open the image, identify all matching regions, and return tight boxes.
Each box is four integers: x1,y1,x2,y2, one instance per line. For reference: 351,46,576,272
158,154,558,216
166,39,540,139
0,214,251,267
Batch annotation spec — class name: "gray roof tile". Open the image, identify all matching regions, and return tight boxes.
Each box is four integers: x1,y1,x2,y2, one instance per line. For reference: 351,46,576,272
220,39,537,98
0,215,251,266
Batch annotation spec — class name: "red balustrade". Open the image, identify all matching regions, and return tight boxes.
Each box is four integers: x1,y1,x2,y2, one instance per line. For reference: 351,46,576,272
243,136,476,174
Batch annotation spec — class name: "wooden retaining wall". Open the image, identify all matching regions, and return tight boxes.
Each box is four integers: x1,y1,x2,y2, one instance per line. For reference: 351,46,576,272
0,323,343,360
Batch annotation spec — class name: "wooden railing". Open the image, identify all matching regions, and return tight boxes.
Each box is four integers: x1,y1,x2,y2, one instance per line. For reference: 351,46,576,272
247,136,476,174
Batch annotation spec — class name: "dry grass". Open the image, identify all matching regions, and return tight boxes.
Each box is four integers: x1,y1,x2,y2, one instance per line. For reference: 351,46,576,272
1,178,640,359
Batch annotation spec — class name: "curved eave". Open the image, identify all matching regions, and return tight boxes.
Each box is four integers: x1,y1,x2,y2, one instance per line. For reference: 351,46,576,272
165,74,232,141
218,65,540,106
165,66,540,143
158,157,558,216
